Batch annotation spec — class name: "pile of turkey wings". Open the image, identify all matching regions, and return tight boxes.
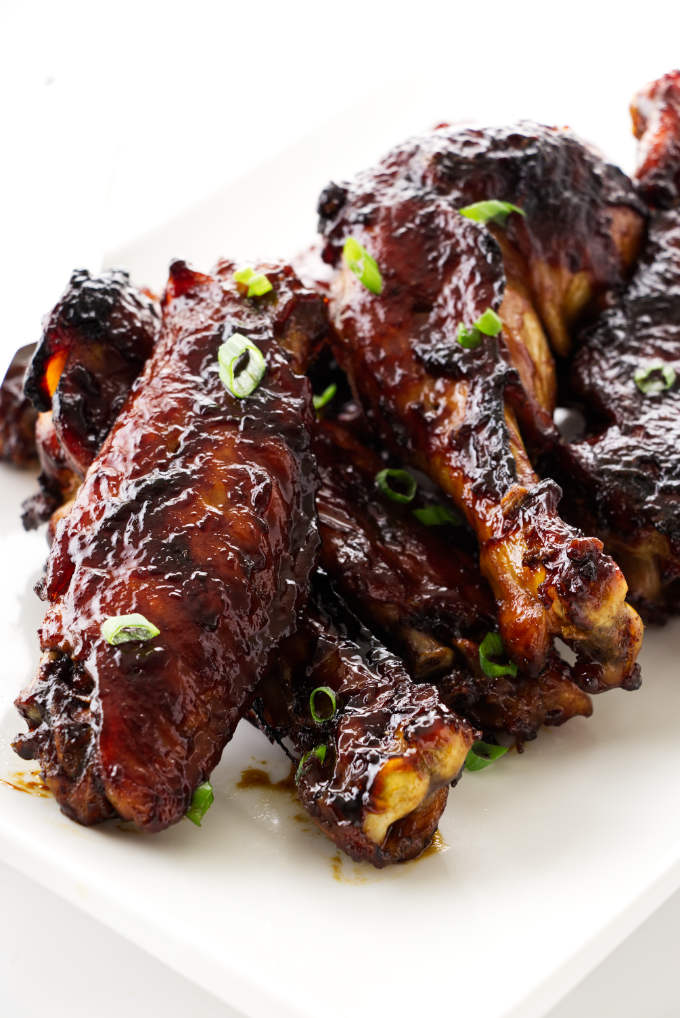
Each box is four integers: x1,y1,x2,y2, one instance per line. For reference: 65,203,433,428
2,71,679,867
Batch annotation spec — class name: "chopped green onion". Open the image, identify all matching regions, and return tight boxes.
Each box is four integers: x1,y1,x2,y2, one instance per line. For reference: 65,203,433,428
412,504,462,526
459,200,525,226
313,382,337,412
475,308,503,336
101,613,160,646
375,467,417,504
457,323,483,349
295,744,328,783
342,237,383,295
309,686,337,724
185,781,214,826
218,332,266,398
634,360,676,395
233,266,273,298
465,740,509,772
479,632,518,678
457,308,503,349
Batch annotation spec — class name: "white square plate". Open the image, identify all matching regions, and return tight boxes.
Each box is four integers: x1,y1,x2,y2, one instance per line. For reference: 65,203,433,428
1,92,679,1018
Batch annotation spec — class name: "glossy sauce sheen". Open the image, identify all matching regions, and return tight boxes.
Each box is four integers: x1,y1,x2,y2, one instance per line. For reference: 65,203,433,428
314,418,592,743
317,121,644,690
549,72,680,618
254,575,475,867
13,260,322,831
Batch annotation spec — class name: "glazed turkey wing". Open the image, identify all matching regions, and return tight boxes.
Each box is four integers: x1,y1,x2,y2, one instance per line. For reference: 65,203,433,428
254,573,476,866
549,72,680,617
13,259,321,830
314,417,591,743
21,269,160,529
317,123,643,690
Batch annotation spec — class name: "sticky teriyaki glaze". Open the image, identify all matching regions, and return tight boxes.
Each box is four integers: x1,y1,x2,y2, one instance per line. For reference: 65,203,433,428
13,260,324,831
317,121,645,691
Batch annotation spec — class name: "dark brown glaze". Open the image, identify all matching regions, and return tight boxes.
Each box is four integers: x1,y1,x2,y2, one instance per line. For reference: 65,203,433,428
254,574,476,867
550,216,680,619
24,269,160,477
542,73,680,619
18,271,160,529
317,124,644,691
13,259,322,831
632,70,680,208
314,417,591,742
0,344,37,466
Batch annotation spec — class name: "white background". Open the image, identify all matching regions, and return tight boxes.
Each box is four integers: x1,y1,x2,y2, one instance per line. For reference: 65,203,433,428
1,2,679,1015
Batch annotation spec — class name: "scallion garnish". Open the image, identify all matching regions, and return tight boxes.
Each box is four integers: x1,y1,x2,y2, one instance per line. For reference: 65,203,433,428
295,744,328,783
309,686,337,724
218,332,267,398
465,740,509,772
342,237,383,295
313,382,337,412
459,200,525,227
457,308,503,349
233,266,273,298
634,360,676,395
475,308,503,336
101,613,160,646
412,504,462,526
479,632,518,678
457,323,483,349
185,781,214,826
375,467,417,504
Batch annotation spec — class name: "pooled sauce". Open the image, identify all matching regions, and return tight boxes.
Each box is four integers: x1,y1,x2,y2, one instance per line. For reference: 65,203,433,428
417,828,447,861
0,771,51,797
237,765,296,793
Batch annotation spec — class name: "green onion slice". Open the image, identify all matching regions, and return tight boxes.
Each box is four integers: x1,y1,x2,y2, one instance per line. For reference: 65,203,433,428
457,323,483,349
342,237,383,295
309,686,337,724
479,632,518,678
218,332,267,398
313,382,337,412
233,266,273,298
375,467,417,504
295,744,328,783
412,504,462,526
459,200,525,226
634,360,676,395
474,308,503,336
457,308,503,349
465,740,509,772
185,781,214,826
101,613,160,646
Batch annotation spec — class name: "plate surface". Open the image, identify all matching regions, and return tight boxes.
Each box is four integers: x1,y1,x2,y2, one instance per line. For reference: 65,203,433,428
1,95,680,1018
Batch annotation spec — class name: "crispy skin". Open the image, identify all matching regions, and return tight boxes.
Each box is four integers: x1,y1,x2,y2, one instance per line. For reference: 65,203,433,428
548,74,680,618
317,123,644,691
20,270,160,528
0,344,37,466
314,418,591,742
254,575,476,866
13,259,321,831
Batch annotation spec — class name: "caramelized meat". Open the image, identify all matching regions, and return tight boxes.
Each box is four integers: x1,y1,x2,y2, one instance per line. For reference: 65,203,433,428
13,259,322,831
24,269,160,476
314,417,591,742
19,270,160,528
548,73,680,618
0,344,37,466
254,574,475,866
317,123,644,691
632,69,680,208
